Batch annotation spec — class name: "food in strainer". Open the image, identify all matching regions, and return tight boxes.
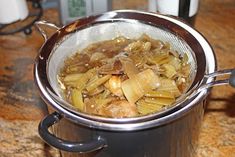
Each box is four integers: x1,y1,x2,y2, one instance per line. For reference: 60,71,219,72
58,34,191,118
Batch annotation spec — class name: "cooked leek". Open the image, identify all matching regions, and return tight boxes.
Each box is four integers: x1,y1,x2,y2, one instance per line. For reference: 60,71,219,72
144,97,175,106
120,58,139,78
121,77,143,104
147,51,170,65
158,78,181,97
75,68,96,90
87,86,104,96
121,69,160,103
64,73,83,82
145,90,175,99
124,41,143,52
129,53,147,67
86,74,111,92
100,89,111,99
162,64,177,79
71,89,84,110
168,56,181,70
59,35,191,117
137,100,163,115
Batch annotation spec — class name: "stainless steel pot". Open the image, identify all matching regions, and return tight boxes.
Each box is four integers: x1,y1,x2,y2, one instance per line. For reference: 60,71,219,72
34,10,235,157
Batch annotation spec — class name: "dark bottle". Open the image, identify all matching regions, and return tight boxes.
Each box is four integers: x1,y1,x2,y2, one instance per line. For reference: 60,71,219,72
178,0,199,26
154,0,199,26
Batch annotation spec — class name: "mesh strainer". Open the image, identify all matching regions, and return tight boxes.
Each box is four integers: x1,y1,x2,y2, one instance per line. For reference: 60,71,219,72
35,10,235,129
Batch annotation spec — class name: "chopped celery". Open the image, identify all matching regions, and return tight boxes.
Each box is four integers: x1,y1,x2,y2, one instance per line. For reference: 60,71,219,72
71,89,84,110
145,90,175,99
158,78,181,97
86,75,111,92
162,64,177,79
64,73,83,82
137,100,163,115
121,69,160,103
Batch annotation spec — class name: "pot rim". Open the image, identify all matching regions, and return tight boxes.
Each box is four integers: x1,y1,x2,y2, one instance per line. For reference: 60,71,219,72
34,10,216,131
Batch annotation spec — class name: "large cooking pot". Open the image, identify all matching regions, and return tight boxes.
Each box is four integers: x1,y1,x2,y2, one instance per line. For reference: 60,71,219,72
34,10,235,157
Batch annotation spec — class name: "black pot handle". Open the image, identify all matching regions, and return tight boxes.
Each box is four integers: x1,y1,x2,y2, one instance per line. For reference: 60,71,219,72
38,112,107,153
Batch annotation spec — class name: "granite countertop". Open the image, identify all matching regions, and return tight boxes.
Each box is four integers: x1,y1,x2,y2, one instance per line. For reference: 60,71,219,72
0,0,234,156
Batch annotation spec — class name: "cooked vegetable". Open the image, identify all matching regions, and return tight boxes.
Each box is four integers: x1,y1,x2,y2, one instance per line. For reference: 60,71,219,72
121,69,160,104
143,97,175,106
158,78,181,97
71,89,84,110
124,41,143,52
137,100,163,115
90,52,107,62
168,56,181,70
76,68,96,90
105,76,123,97
104,100,138,118
146,50,170,65
64,73,83,82
162,64,177,79
120,57,139,78
58,34,191,118
145,90,175,99
85,74,111,92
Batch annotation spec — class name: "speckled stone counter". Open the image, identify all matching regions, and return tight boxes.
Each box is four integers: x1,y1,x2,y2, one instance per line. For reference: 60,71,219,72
0,0,234,156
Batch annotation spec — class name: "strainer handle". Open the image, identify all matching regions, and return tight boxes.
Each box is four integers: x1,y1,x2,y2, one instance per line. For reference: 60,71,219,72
34,20,60,41
189,69,235,99
38,112,107,153
202,68,235,89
